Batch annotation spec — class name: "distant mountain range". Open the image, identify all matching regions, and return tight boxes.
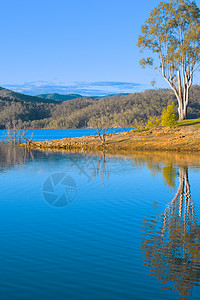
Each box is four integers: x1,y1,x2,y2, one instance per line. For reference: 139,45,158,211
36,92,130,101
0,85,200,130
0,87,93,103
0,87,130,103
0,87,58,103
36,93,83,101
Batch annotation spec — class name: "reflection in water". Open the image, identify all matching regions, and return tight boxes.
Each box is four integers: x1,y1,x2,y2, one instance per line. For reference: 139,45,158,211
93,152,109,185
0,144,34,171
0,145,110,189
162,164,177,188
142,166,200,298
0,144,110,186
1,146,200,299
68,151,109,184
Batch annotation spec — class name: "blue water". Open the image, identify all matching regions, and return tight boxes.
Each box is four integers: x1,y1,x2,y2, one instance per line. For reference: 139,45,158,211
0,128,132,142
0,144,200,300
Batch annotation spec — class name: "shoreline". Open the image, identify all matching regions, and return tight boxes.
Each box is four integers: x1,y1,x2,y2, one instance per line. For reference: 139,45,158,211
20,126,200,153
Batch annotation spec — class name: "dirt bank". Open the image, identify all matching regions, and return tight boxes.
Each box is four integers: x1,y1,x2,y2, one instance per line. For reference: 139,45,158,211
20,126,200,152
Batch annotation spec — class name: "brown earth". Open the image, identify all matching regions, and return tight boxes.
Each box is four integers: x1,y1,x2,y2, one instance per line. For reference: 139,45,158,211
20,126,200,153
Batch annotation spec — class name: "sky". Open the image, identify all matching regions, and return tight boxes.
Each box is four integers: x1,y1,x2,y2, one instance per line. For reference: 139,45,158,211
1,0,200,96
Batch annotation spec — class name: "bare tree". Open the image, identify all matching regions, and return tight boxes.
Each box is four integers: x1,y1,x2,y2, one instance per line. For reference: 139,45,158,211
4,119,33,145
89,112,110,147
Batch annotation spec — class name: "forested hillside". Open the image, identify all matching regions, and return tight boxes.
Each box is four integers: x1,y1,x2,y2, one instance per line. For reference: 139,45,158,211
37,93,83,101
0,87,58,103
0,86,200,129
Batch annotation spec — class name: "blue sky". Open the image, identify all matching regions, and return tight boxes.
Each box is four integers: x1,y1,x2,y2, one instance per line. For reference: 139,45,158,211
1,0,200,96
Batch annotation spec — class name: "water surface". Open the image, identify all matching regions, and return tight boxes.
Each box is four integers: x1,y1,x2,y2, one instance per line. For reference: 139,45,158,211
0,128,132,142
0,144,200,300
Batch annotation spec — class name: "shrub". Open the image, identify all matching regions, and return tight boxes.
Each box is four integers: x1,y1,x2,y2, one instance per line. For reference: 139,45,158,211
161,102,177,127
145,115,161,129
133,120,146,132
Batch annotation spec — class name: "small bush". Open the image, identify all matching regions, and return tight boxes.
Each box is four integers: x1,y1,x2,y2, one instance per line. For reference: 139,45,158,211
145,115,161,129
161,102,177,127
133,120,146,132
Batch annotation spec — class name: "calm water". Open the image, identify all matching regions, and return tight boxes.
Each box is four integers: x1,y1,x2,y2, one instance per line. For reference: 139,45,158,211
0,128,132,142
0,143,200,300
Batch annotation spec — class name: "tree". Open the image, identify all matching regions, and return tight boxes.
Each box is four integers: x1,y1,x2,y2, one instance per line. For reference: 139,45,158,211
89,115,109,147
137,0,200,121
4,119,33,145
88,103,111,147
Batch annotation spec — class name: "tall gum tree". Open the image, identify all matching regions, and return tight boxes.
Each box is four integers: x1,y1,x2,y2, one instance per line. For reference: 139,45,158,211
137,0,200,120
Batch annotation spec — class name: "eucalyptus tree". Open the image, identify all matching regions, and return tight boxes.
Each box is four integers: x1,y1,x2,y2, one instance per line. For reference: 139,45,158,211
138,0,200,120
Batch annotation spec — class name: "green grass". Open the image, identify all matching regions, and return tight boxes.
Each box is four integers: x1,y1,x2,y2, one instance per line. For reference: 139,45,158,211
176,118,200,127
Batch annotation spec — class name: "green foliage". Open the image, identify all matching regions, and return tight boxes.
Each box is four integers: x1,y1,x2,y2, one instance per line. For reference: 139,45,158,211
139,57,153,69
137,0,200,74
145,115,161,129
161,102,177,127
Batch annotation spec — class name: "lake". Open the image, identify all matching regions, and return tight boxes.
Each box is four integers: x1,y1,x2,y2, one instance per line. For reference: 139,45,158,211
0,131,200,299
0,128,132,142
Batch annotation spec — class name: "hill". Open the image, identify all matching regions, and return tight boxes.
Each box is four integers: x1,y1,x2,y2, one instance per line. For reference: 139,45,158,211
0,87,58,104
37,93,83,101
0,85,200,129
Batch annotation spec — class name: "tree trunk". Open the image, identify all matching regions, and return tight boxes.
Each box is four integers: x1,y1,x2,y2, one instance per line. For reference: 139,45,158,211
177,96,188,121
177,71,189,121
183,105,188,120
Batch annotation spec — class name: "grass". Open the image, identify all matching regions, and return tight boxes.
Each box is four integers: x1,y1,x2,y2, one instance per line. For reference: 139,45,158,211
176,118,200,128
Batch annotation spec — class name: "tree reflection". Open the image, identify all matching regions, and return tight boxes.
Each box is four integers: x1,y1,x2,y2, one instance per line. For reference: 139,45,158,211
162,164,177,189
0,144,34,172
93,151,109,185
141,166,200,298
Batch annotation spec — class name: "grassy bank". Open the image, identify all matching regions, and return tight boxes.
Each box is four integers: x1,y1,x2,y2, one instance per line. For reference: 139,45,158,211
176,118,200,128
